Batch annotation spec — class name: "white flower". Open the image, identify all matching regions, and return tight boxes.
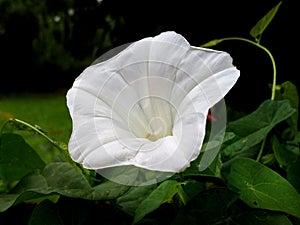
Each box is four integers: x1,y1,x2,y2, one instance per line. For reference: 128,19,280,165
66,31,239,174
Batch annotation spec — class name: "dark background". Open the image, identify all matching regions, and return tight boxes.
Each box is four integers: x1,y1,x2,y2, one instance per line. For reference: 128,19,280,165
0,0,297,112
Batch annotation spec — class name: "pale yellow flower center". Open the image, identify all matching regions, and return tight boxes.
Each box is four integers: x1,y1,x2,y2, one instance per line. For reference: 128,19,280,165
145,117,172,141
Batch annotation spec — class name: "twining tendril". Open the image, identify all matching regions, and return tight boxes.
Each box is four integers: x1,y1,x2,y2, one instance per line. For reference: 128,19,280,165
201,36,277,162
201,37,277,101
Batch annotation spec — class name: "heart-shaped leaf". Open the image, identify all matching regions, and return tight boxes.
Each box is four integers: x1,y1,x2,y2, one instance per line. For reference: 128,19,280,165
227,158,300,218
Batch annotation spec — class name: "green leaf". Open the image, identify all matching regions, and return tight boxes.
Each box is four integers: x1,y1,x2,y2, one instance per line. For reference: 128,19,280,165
90,180,130,200
200,39,223,48
0,162,129,212
11,172,48,193
287,157,300,193
41,162,129,199
0,133,45,181
261,153,276,166
227,158,300,218
276,81,299,139
42,162,90,190
272,135,299,169
250,1,282,40
0,192,50,212
222,100,295,160
133,180,178,224
116,185,157,216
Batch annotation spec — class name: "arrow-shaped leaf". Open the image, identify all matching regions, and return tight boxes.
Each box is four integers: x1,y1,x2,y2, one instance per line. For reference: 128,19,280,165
222,100,295,160
250,1,282,40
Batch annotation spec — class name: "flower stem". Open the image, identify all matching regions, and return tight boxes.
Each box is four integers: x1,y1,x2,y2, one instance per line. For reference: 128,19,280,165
256,137,267,162
1,118,67,156
14,118,62,148
213,37,277,162
216,37,277,100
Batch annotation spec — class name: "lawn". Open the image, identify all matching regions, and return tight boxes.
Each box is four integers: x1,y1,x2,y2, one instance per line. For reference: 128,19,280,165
0,93,72,163
0,93,71,140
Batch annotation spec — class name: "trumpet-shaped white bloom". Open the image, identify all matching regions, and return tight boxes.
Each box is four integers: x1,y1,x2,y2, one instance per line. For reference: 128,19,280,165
66,31,239,174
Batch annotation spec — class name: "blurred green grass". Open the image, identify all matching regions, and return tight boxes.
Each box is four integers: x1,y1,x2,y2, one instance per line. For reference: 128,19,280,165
0,93,72,162
0,93,72,142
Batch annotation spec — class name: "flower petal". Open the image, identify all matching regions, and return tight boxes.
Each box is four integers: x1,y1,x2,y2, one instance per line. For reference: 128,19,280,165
66,31,240,175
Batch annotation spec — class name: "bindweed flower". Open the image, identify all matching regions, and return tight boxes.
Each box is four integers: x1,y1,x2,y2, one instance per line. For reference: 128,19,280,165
66,31,239,180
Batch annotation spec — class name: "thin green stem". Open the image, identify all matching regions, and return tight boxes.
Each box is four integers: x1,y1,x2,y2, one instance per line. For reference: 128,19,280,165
1,118,67,158
13,118,62,149
256,137,267,162
217,37,277,100
215,37,277,162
